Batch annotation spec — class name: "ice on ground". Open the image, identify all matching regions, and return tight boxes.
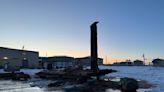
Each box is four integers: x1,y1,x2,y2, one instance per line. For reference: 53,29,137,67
0,69,43,76
0,69,5,73
20,69,43,76
99,66,164,92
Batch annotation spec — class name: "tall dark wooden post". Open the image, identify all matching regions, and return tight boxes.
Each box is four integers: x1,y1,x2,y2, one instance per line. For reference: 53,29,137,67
90,21,99,71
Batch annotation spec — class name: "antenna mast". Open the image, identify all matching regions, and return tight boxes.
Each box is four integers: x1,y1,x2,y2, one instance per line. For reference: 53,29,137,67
142,54,146,65
105,55,108,64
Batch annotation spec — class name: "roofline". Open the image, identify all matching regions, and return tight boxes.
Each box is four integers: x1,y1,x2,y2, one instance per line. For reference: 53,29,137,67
153,58,164,61
0,47,38,53
76,56,103,60
50,55,74,58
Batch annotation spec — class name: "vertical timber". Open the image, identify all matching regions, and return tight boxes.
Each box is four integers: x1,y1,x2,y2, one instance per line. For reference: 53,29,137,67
90,21,99,70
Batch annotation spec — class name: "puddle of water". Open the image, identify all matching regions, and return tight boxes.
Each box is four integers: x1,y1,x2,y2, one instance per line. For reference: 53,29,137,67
106,89,120,92
106,88,152,92
137,88,152,92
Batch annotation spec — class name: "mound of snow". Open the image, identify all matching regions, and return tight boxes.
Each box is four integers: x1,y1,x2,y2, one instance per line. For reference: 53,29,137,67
20,69,43,76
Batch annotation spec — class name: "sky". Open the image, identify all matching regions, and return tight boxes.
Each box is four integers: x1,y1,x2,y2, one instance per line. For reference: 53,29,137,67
0,0,164,64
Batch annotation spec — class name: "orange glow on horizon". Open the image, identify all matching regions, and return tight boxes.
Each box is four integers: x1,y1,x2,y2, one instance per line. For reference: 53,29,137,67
103,57,125,64
39,50,127,65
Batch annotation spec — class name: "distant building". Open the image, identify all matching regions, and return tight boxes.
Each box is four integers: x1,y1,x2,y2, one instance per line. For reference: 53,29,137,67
133,60,144,66
0,47,39,71
41,56,75,70
112,60,132,66
39,57,47,69
75,56,103,67
112,62,120,66
152,58,164,67
119,61,132,66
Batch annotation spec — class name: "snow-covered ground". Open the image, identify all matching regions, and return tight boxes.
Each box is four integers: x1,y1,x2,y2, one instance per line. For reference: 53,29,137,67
0,80,43,92
99,66,164,92
20,69,43,76
0,69,43,76
0,66,164,92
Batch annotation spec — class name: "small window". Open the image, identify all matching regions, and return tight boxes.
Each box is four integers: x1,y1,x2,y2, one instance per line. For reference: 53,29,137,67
23,58,27,60
3,57,8,60
22,52,26,55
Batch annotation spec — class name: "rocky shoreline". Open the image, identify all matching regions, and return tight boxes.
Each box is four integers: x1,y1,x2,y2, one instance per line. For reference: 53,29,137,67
0,68,153,92
35,67,153,92
49,77,152,92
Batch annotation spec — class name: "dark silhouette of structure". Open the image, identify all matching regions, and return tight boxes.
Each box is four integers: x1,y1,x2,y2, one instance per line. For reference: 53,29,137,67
90,22,99,70
133,60,144,66
152,58,164,67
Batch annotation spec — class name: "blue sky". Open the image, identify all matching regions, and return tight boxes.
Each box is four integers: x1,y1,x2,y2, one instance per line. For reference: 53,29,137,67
0,0,164,63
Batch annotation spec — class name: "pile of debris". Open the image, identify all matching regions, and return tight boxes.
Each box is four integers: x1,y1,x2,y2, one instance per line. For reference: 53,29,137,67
36,67,116,82
35,67,149,92
65,77,151,92
0,72,30,81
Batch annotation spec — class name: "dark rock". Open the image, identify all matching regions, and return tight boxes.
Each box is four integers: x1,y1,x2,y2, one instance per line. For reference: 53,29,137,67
77,76,89,83
48,81,64,87
120,77,139,92
98,69,117,75
0,72,30,80
35,72,47,78
12,73,31,81
0,73,14,79
88,69,117,77
65,86,92,92
65,80,120,92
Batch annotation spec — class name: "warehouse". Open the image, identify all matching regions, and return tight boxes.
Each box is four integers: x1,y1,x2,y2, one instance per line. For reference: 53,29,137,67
0,47,39,71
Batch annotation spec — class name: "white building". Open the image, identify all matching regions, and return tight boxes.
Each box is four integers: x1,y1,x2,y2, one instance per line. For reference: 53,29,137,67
0,47,39,71
41,56,74,70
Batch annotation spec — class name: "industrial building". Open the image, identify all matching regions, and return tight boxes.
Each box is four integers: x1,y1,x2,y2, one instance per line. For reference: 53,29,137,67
0,47,39,71
75,56,103,67
152,58,164,67
133,60,144,66
40,56,75,70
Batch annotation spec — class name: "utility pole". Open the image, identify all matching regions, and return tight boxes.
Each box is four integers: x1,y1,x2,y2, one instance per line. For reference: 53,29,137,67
143,54,146,65
90,21,99,70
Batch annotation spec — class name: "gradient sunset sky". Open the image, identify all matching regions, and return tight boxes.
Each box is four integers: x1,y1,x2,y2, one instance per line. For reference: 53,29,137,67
0,0,164,64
